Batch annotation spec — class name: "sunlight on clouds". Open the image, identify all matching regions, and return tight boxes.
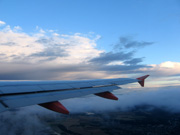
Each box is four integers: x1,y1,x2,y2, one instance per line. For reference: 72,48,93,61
149,61,180,76
159,61,177,68
140,61,180,87
0,26,44,62
139,61,180,76
62,34,102,64
0,24,102,64
107,61,125,66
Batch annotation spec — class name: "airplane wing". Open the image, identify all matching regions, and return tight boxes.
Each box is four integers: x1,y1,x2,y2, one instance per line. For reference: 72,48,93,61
0,75,149,114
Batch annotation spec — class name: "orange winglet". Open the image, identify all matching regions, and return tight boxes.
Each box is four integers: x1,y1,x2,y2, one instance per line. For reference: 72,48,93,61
39,101,69,114
136,75,149,87
95,91,118,100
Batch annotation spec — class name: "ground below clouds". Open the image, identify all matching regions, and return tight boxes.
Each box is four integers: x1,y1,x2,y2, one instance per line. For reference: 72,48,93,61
45,105,180,135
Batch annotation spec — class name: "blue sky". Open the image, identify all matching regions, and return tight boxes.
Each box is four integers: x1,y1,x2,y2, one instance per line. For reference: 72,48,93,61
0,0,180,86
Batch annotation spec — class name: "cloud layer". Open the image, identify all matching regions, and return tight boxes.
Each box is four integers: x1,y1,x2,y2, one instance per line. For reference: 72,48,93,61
0,21,154,80
0,20,180,87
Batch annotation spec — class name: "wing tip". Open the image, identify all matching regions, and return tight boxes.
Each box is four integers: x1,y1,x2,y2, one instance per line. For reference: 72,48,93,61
136,75,150,87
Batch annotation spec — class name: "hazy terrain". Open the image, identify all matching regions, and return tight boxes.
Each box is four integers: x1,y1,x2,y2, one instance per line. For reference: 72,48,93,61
45,105,180,135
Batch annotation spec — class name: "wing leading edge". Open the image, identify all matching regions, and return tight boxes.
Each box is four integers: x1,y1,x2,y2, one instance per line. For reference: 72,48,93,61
0,75,149,114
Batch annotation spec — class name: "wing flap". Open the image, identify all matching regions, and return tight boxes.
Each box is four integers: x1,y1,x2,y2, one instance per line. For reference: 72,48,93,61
95,91,118,100
39,101,69,114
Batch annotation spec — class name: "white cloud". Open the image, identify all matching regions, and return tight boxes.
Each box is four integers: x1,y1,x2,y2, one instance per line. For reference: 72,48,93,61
0,24,107,80
0,27,44,62
141,61,180,77
138,61,180,87
0,20,6,26
0,25,102,64
13,26,22,31
52,33,59,36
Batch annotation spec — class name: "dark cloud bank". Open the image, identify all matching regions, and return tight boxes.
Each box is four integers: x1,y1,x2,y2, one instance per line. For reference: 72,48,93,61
88,36,153,75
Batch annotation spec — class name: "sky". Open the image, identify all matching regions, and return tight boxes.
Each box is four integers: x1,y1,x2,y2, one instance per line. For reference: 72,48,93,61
0,0,180,87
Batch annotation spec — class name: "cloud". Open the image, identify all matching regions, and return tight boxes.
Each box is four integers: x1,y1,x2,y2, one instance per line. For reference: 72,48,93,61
61,85,180,113
0,25,102,63
13,26,22,32
31,45,68,58
114,36,154,50
89,46,151,75
140,61,180,77
124,58,143,65
123,61,180,87
87,35,154,76
0,22,156,80
0,20,6,26
99,64,149,74
0,21,178,87
89,51,134,64
0,106,56,135
0,25,107,80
